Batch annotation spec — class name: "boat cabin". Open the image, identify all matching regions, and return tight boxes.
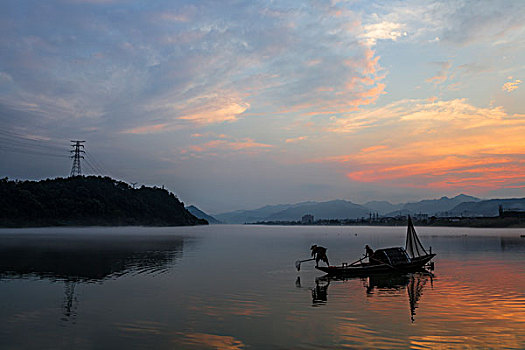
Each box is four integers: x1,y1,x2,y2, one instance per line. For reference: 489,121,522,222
372,247,411,266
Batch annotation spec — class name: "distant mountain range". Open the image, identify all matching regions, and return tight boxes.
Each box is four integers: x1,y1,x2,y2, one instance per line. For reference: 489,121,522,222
385,194,481,217
448,198,525,217
206,194,525,224
186,205,222,224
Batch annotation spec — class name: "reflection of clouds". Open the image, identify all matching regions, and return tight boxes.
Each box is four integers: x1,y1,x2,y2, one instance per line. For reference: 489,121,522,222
410,333,523,350
187,295,269,319
116,322,246,349
7,310,47,324
116,320,165,336
175,332,245,350
407,260,525,349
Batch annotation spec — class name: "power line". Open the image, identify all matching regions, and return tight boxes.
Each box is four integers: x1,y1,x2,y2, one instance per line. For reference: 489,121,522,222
84,151,109,175
0,131,119,179
83,157,104,175
0,135,66,155
0,144,68,158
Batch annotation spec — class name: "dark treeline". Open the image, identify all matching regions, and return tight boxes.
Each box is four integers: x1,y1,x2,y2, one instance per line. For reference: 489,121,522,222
0,176,208,227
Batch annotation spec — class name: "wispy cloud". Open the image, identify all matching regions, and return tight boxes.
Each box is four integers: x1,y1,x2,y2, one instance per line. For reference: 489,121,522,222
121,123,170,134
320,98,525,191
502,78,521,92
285,136,307,143
361,21,407,46
178,102,250,125
181,135,273,157
426,61,452,85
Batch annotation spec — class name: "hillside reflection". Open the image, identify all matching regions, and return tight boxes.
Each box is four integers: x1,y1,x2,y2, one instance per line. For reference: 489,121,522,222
313,272,432,322
0,234,187,323
0,234,185,282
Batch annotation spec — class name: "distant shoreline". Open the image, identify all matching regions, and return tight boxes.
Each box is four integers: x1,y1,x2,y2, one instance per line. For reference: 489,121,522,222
249,216,525,228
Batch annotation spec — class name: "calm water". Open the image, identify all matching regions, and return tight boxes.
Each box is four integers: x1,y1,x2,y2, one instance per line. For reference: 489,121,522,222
0,225,524,349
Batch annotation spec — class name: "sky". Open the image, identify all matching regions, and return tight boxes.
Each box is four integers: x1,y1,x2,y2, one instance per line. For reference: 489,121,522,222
1,0,524,213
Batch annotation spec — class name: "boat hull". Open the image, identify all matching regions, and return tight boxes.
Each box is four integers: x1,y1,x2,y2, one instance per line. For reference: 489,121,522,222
315,254,435,276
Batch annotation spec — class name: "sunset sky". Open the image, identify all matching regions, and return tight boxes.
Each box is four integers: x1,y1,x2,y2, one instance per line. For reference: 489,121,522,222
1,0,524,213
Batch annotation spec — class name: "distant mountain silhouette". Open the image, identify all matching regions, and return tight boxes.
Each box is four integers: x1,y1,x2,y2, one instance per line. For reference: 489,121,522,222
215,202,316,224
386,194,480,216
449,198,525,217
364,200,404,215
216,200,369,223
186,205,221,224
266,200,369,221
216,194,489,223
0,176,207,227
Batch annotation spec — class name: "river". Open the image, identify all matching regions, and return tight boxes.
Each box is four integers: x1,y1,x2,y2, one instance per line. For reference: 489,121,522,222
1,225,524,349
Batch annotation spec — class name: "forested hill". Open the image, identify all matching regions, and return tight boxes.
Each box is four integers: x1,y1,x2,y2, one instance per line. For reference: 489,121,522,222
0,176,208,227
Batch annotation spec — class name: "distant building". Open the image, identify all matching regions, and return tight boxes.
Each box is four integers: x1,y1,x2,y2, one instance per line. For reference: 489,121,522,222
500,206,525,218
413,213,429,221
301,214,314,224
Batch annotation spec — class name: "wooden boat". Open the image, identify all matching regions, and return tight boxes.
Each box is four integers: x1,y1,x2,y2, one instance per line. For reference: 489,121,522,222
316,216,436,276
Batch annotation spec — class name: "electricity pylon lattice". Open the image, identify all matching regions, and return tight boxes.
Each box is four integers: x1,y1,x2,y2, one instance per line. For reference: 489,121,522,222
70,140,85,177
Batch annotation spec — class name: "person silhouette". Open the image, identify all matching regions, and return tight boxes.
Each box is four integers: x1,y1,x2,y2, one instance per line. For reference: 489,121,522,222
365,245,375,263
310,245,329,267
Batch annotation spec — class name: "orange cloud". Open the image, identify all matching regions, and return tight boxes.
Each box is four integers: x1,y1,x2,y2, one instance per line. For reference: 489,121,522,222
179,101,249,124
121,123,169,134
425,62,451,85
285,136,307,143
502,79,521,92
145,91,250,125
319,98,525,193
184,137,273,155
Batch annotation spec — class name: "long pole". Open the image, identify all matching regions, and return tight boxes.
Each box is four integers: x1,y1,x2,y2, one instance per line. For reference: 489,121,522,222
295,258,315,271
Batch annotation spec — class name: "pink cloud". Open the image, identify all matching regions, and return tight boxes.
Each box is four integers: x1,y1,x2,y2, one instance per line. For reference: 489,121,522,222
285,136,307,143
502,79,521,92
317,98,525,193
183,137,273,156
121,123,169,134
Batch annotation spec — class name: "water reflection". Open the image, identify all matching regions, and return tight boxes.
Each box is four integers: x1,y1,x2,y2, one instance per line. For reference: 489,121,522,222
0,234,187,323
500,236,525,251
312,272,433,322
0,234,185,282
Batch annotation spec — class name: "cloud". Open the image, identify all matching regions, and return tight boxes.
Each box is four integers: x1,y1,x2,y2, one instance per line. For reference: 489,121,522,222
502,79,521,92
121,123,169,134
0,72,13,82
178,101,250,125
361,21,407,46
426,61,452,85
285,136,307,143
320,98,525,192
182,136,273,156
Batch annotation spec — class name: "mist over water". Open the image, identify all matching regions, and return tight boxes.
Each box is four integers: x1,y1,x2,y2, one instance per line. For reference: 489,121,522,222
1,225,524,349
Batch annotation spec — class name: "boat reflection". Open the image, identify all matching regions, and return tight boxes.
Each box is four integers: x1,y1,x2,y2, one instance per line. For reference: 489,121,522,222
0,234,187,322
313,271,433,322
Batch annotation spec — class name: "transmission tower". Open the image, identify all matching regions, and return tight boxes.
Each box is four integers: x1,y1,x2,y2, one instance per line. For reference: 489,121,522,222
70,140,85,177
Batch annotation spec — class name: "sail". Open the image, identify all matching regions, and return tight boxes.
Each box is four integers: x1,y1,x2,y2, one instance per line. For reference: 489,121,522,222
405,216,428,258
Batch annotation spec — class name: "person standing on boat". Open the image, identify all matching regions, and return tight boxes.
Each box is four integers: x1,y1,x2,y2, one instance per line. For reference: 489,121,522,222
365,245,375,262
311,245,330,267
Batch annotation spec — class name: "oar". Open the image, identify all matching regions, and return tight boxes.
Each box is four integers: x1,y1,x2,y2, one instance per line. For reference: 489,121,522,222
370,256,400,272
350,255,367,266
295,258,315,271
